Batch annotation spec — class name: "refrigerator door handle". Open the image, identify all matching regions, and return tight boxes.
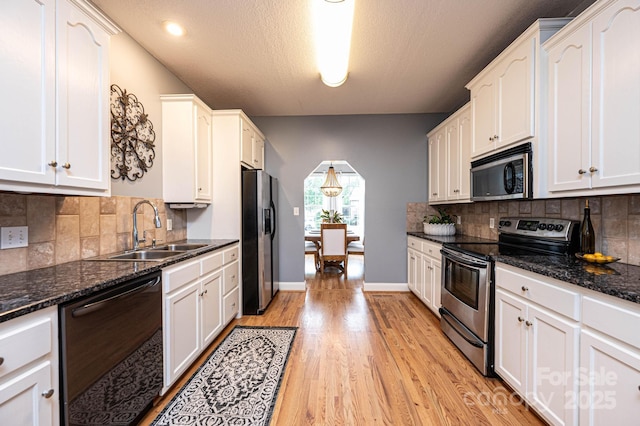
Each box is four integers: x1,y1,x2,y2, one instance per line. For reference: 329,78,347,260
270,200,276,241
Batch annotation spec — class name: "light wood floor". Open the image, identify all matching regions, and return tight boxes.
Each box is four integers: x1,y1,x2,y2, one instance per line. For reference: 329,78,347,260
141,255,545,425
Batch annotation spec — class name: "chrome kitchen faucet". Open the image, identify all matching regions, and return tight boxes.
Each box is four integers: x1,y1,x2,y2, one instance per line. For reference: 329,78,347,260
132,200,162,250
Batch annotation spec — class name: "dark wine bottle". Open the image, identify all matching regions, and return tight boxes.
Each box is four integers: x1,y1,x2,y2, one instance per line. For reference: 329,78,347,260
580,200,595,254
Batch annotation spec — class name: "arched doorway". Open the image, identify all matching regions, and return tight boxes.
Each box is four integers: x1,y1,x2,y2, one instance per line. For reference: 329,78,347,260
303,160,365,276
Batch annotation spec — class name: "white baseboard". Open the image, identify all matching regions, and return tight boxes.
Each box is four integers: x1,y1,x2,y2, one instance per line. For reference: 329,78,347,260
279,281,306,291
363,282,409,292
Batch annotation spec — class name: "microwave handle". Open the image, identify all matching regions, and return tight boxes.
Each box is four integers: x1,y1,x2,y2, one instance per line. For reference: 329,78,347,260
504,163,516,194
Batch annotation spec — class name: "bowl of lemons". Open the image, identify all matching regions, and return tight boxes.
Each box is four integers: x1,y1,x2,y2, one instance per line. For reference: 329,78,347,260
575,252,620,264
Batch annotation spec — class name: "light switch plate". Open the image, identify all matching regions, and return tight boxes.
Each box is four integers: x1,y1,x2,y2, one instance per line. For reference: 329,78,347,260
293,207,299,216
489,218,495,229
0,226,28,249
166,219,173,231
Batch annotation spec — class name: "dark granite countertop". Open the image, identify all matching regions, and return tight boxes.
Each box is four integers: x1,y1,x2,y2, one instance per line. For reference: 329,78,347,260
407,231,640,305
496,254,640,305
0,239,238,323
407,232,496,245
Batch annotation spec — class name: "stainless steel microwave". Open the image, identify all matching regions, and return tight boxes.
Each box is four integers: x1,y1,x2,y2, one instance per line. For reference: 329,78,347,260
470,143,533,201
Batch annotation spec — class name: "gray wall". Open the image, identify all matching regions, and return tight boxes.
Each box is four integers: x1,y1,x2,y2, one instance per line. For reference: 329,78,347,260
251,114,446,284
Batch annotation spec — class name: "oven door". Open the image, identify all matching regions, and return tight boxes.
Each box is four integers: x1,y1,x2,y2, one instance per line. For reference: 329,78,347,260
441,247,491,341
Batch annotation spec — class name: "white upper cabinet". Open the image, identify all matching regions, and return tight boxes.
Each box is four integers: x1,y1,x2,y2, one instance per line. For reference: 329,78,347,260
241,118,265,170
427,103,471,204
0,0,119,196
546,0,640,196
466,19,571,159
161,95,213,204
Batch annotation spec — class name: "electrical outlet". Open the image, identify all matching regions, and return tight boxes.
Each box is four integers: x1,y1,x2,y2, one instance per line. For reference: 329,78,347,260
1,226,28,249
166,219,173,231
457,216,461,225
489,218,495,229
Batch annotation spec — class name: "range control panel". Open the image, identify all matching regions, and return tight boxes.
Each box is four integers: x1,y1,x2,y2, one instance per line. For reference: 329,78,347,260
498,217,578,240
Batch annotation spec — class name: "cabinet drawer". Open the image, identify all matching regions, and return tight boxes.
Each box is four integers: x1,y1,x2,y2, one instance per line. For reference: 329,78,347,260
496,265,580,320
0,309,54,379
164,260,200,293
223,262,239,295
201,252,223,275
583,296,640,350
223,288,239,324
408,237,421,250
223,245,239,265
422,241,442,259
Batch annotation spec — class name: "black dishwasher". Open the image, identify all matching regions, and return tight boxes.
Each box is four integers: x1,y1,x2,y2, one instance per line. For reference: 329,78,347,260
59,271,163,426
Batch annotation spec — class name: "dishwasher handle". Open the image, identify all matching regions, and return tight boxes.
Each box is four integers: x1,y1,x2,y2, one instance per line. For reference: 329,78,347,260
72,275,161,318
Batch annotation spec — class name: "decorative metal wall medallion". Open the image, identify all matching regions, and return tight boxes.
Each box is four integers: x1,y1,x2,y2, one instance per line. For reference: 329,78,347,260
110,84,156,181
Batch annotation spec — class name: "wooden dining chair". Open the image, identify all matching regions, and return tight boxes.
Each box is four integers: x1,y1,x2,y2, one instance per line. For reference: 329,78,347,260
305,240,320,271
319,223,348,274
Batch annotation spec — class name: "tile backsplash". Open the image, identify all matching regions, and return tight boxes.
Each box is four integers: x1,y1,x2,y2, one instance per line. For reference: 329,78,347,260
0,193,187,275
408,194,640,266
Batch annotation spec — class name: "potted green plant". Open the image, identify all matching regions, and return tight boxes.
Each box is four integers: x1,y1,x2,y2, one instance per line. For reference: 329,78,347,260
320,209,343,223
423,208,456,236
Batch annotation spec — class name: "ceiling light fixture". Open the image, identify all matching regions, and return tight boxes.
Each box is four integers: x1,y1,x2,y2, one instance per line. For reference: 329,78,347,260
312,0,355,88
321,164,343,197
163,20,185,37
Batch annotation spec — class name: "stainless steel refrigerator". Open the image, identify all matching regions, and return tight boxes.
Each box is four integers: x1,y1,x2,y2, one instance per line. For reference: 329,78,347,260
242,169,278,314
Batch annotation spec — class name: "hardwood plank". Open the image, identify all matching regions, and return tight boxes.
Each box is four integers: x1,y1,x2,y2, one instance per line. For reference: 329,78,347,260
139,256,545,425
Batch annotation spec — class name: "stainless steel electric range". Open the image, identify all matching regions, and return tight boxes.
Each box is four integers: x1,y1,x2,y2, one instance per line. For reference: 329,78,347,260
439,217,580,376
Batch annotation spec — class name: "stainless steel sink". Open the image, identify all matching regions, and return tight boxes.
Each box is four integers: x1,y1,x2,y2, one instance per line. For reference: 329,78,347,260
107,250,187,261
152,243,210,251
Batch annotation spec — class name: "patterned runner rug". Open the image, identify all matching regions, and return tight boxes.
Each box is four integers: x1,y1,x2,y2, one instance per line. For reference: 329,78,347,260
151,325,297,426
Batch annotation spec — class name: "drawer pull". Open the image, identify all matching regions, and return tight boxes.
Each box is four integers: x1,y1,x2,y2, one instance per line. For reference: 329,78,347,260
518,316,525,323
200,289,208,297
525,320,533,327
521,286,528,292
589,166,598,173
42,389,54,398
0,356,3,366
578,169,586,175
62,162,71,169
48,161,58,167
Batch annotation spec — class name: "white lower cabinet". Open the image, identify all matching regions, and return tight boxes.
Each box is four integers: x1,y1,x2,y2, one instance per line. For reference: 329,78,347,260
162,243,239,394
0,306,59,426
407,237,441,316
579,296,640,426
495,264,580,426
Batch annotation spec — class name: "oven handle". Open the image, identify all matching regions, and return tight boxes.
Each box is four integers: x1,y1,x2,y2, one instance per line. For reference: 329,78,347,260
72,276,161,318
439,308,484,348
441,248,488,269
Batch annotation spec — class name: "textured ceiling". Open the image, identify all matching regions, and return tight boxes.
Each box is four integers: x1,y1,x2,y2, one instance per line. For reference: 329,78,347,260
91,0,596,116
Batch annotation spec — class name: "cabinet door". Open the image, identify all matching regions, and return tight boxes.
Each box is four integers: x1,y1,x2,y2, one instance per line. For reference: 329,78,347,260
428,130,445,202
547,24,592,192
458,107,472,201
56,0,110,191
591,1,640,189
528,305,580,426
240,119,254,168
253,134,264,170
0,361,55,426
200,272,222,348
495,38,534,148
446,119,460,199
0,0,56,186
420,255,432,308
195,103,212,201
407,249,420,297
579,329,640,426
431,258,441,316
470,78,496,158
495,289,527,394
164,281,200,387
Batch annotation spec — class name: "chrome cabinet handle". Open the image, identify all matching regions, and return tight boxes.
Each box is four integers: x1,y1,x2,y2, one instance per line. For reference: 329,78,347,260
521,286,528,292
48,161,58,167
42,389,54,398
578,169,587,175
589,166,598,173
525,320,533,327
62,162,71,169
518,316,525,323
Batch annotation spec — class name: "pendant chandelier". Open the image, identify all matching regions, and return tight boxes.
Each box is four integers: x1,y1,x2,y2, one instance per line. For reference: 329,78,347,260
321,165,342,197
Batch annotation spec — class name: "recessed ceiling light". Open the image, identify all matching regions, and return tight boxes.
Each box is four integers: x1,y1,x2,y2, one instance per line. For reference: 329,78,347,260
163,21,185,37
